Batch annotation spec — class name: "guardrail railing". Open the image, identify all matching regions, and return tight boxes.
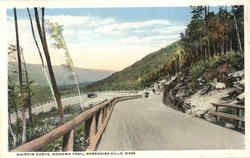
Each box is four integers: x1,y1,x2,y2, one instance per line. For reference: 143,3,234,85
11,95,142,152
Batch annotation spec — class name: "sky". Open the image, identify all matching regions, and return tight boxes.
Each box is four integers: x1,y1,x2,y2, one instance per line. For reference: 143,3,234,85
7,7,192,71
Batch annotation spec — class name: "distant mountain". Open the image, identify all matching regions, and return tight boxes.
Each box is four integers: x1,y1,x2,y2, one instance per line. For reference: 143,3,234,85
85,41,182,91
8,63,115,87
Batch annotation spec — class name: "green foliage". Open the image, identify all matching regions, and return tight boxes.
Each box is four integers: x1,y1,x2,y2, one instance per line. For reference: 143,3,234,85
207,56,221,68
31,85,52,105
46,21,65,49
73,122,87,151
225,52,244,70
187,80,199,90
43,136,63,151
187,52,243,84
189,61,207,80
181,5,244,66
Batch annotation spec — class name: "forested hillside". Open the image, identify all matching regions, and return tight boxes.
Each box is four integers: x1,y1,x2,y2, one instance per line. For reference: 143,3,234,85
85,6,244,92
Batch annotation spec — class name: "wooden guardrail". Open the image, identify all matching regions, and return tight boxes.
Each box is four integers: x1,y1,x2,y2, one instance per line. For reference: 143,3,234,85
11,95,142,152
209,103,245,129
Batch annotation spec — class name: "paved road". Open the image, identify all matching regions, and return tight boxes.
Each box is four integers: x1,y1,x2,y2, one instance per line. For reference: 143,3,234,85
10,91,138,123
97,94,244,150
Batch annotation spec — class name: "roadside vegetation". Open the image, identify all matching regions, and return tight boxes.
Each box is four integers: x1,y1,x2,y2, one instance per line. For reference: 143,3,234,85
8,8,85,151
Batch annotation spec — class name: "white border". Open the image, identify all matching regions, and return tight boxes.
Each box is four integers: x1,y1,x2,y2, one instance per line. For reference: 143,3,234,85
0,0,246,8
0,0,249,158
0,4,9,158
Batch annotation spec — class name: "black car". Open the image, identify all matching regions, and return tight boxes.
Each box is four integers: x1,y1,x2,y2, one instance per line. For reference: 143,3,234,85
87,93,97,98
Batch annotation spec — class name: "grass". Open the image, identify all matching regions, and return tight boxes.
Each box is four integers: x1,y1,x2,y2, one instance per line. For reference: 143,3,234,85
39,104,87,151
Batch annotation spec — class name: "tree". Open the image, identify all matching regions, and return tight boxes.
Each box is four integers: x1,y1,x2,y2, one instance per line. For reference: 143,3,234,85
180,5,244,69
34,8,75,150
46,21,83,111
33,8,64,123
14,8,27,144
232,6,243,53
8,43,34,138
26,8,57,105
20,47,34,131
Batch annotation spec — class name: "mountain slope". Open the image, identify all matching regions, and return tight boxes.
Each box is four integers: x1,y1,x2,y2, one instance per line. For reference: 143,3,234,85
8,63,114,87
85,41,183,91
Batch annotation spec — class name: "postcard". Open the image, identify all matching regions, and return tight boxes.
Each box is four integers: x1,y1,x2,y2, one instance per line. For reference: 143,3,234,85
0,0,249,158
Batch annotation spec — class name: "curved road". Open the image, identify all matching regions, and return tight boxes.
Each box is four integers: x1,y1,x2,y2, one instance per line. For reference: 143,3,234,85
97,94,244,150
10,91,135,123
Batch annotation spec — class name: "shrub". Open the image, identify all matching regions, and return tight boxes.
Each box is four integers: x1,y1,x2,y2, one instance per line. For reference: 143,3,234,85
50,107,57,113
189,61,207,80
226,52,244,70
187,80,199,90
207,55,222,68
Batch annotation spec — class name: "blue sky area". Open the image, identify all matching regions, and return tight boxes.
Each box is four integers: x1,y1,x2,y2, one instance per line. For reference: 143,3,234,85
7,7,192,23
7,7,193,71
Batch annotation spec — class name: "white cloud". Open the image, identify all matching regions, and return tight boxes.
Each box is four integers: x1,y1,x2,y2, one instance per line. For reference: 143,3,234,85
94,26,120,35
152,25,186,34
63,29,74,37
94,19,171,34
78,30,94,36
114,19,170,30
46,15,115,28
7,14,184,71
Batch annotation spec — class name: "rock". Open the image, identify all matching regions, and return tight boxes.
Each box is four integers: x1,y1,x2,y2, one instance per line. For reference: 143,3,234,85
159,79,167,83
225,123,235,129
233,79,245,90
236,92,244,105
237,93,244,100
239,79,244,85
176,90,186,98
211,78,226,89
197,77,206,85
200,85,212,95
164,75,178,86
144,92,149,98
229,70,244,78
215,82,226,89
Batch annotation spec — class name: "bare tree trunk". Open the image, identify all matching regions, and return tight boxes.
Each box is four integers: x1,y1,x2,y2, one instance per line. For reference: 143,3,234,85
204,6,210,61
204,46,207,62
199,40,203,61
26,8,44,66
27,8,57,104
207,7,211,59
213,43,216,56
230,37,233,52
233,15,243,53
218,41,221,56
14,8,26,144
176,55,179,73
20,48,33,131
221,40,224,55
13,101,21,134
8,115,17,148
195,47,198,62
34,8,64,123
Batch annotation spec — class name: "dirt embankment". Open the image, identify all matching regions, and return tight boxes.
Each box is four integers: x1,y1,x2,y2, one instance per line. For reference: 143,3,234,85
162,69,244,130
